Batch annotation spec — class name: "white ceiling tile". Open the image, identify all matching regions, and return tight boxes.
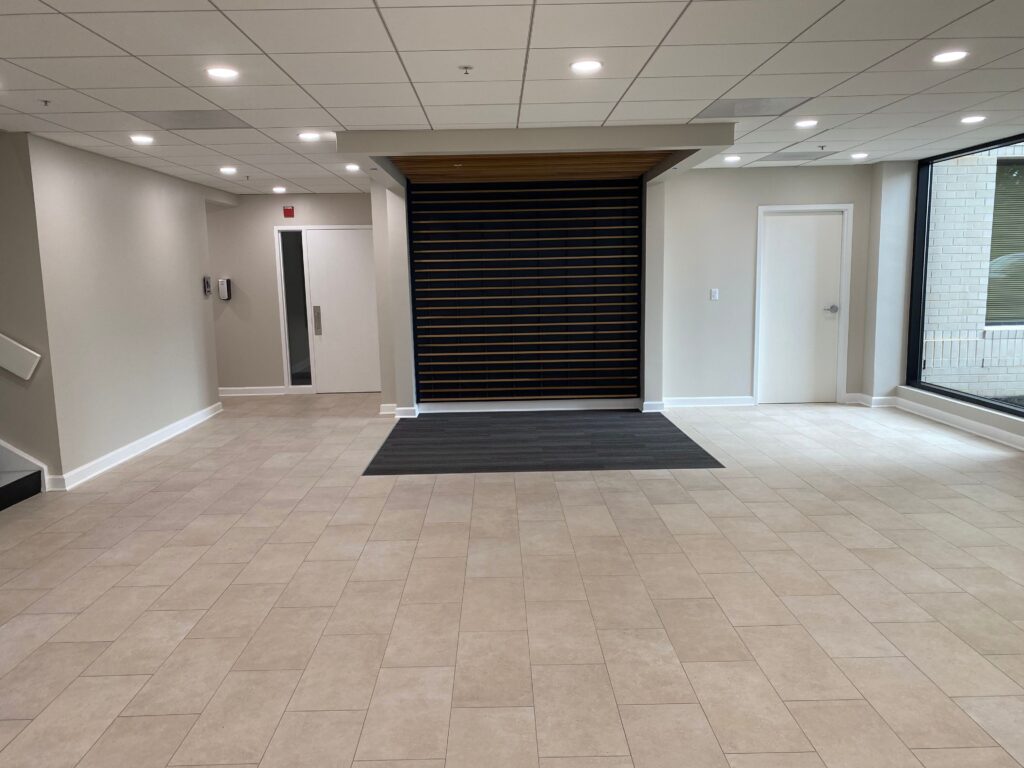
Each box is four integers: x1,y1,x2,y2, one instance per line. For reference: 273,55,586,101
404,50,525,83
666,0,835,45
258,126,337,141
382,6,532,51
974,92,1024,112
827,70,955,97
928,69,1024,94
516,119,604,127
877,92,1005,114
13,57,178,89
643,44,782,77
623,75,739,101
725,73,850,98
937,0,1024,39
48,0,212,9
695,152,771,167
786,139,859,151
800,0,989,41
518,102,613,122
70,12,260,55
986,47,1024,70
852,138,929,151
418,81,522,106
840,112,943,130
82,87,219,111
306,83,419,107
813,128,891,142
523,78,630,103
426,104,519,125
141,55,292,87
726,141,788,151
133,144,225,157
873,38,1024,72
192,85,319,109
40,112,161,131
0,60,62,90
87,130,194,147
757,41,910,75
796,94,904,114
172,128,272,143
0,114,64,131
326,105,427,127
531,3,685,48
759,114,850,132
0,1,54,11
217,0,371,7
609,98,709,121
526,47,652,80
272,52,407,84
690,115,771,134
34,131,113,147
226,9,392,53
0,14,123,57
0,89,115,113
222,145,303,158
230,107,338,128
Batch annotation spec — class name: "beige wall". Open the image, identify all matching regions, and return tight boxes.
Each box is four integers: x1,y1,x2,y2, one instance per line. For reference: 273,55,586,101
0,134,62,473
28,135,220,473
207,193,372,388
660,165,875,400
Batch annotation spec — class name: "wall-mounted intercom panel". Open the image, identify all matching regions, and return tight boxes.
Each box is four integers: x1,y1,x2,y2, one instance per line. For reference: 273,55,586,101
218,278,232,301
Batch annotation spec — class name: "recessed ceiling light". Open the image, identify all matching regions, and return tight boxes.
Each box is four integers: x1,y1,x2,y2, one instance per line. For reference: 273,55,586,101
130,134,154,145
272,186,286,194
851,152,869,160
724,155,742,163
220,166,237,175
298,131,321,142
206,66,239,80
345,163,360,172
795,119,818,129
933,50,968,64
571,59,603,75
961,114,986,124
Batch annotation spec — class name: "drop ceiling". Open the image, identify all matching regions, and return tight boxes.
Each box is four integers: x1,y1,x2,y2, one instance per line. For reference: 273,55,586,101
1,0,1023,193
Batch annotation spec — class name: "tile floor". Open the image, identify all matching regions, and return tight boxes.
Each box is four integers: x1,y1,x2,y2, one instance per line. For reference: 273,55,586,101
1,394,1024,767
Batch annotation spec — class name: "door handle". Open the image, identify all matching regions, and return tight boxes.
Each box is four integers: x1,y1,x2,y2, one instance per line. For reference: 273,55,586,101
313,305,322,336
823,304,839,314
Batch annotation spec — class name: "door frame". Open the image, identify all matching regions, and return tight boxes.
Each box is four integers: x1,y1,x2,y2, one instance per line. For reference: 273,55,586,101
273,225,374,394
753,204,854,405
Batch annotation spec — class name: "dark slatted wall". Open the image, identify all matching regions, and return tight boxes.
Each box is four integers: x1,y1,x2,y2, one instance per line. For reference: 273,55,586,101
408,178,643,403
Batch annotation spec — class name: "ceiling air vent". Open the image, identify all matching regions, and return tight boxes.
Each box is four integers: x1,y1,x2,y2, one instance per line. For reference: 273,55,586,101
697,97,810,119
130,110,251,130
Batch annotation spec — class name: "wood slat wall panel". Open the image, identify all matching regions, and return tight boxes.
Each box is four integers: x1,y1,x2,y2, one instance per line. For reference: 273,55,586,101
393,152,673,182
409,178,643,403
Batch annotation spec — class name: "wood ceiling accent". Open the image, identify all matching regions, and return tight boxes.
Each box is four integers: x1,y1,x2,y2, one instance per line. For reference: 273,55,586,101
389,151,679,182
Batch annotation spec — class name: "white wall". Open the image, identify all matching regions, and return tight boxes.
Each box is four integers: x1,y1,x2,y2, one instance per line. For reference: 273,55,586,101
28,136,221,474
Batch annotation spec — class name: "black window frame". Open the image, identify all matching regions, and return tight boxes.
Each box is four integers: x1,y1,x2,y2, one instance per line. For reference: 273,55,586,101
907,129,1024,419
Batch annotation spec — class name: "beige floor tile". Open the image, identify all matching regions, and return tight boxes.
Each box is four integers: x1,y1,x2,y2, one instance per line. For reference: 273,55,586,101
814,516,894,549
416,522,470,558
783,595,899,657
199,526,272,564
877,622,1023,697
527,600,604,664
743,551,834,597
620,704,727,768
821,570,933,622
838,657,994,748
956,696,1024,765
633,553,710,599
467,536,523,578
539,760,634,768
599,628,695,704
234,606,330,670
278,559,354,607
384,603,460,667
260,710,364,768
234,542,311,584
789,700,920,768
370,507,426,541
940,568,1024,622
616,518,681,554
703,573,797,626
887,531,982,569
454,630,532,706
124,637,248,715
120,545,206,587
77,714,196,768
0,675,147,768
325,579,403,634
574,537,637,576
402,556,466,603
355,666,454,761
584,575,662,629
674,535,752,573
656,503,719,535
726,755,824,768
909,592,1024,654
86,609,202,675
24,565,132,613
738,625,859,701
462,577,527,631
0,641,105,719
269,511,333,543
685,661,810,753
170,669,299,765
170,513,239,546
351,540,416,581
565,505,620,538
520,520,574,556
533,664,629,757
913,747,1021,767
306,523,372,560
290,633,387,710
855,548,960,593
0,590,49,625
780,532,867,571
525,555,586,601
51,586,164,642
189,583,284,639
92,531,175,567
447,707,538,768
989,654,1024,685
715,518,788,551
151,562,243,610
655,599,750,662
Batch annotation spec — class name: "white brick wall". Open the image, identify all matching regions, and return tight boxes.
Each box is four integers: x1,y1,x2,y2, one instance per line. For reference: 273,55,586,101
923,143,1024,398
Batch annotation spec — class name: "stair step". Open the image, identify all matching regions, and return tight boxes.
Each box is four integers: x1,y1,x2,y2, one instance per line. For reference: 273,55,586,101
0,470,42,512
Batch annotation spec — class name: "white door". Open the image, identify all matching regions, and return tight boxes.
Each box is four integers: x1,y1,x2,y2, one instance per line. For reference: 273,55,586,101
305,228,382,393
758,211,844,404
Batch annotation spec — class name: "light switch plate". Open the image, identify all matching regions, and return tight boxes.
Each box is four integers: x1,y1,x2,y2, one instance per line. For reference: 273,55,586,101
710,288,720,301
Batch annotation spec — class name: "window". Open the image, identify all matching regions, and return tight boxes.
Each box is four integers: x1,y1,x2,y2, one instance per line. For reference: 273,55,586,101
987,159,1024,325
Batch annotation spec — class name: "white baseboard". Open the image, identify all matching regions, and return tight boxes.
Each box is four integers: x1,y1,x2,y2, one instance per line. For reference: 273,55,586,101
840,393,897,407
415,398,642,414
893,388,1024,452
395,405,419,419
642,401,665,413
379,403,397,416
0,436,54,490
219,386,285,396
664,396,756,408
55,402,223,490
